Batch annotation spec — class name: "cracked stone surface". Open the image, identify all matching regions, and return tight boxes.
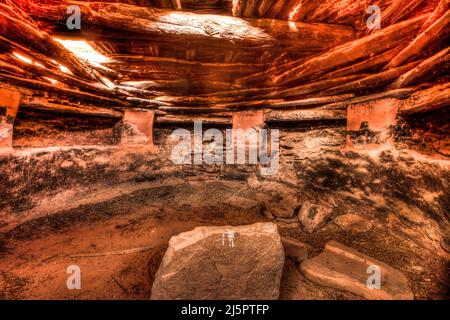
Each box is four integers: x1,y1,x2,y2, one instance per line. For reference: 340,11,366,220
150,222,285,300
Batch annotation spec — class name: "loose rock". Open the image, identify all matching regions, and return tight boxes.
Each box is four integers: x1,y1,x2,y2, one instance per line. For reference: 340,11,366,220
281,236,309,263
300,240,414,300
151,222,285,300
298,200,333,233
260,181,300,218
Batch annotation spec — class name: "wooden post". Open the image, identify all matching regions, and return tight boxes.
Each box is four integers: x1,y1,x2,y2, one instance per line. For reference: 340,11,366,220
0,88,20,150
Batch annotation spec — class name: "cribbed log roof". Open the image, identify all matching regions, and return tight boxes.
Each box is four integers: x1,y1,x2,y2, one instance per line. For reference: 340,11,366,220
0,0,449,123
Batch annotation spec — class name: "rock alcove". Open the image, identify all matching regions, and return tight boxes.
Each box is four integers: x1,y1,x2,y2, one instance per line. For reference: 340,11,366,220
0,0,448,300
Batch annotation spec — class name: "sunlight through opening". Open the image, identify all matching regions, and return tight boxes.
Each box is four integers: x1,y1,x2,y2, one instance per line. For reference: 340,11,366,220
289,2,303,21
54,39,110,64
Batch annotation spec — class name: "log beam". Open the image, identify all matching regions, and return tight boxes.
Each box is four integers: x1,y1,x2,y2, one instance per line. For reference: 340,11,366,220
20,98,124,119
242,0,258,18
156,114,231,125
321,61,421,96
257,0,275,17
0,72,128,107
0,5,98,81
271,15,427,85
322,87,426,110
386,10,450,69
390,47,450,88
418,0,449,33
26,1,355,54
265,0,286,19
399,82,450,115
232,0,245,16
265,109,346,122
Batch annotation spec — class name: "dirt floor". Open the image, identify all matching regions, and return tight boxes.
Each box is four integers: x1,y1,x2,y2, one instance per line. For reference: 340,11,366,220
0,181,448,300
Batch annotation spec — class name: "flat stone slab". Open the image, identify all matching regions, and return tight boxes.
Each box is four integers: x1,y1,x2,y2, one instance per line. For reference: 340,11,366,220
151,222,285,300
300,240,414,300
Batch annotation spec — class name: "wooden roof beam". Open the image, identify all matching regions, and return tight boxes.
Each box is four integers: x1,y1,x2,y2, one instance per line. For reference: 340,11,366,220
25,1,355,54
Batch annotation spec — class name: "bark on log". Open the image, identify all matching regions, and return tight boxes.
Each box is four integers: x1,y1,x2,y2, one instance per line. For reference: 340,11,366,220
0,54,116,98
390,47,450,88
234,55,310,87
26,1,355,53
215,98,283,110
287,0,319,22
258,75,365,99
257,0,274,17
153,94,265,106
157,106,230,113
306,0,370,25
156,114,232,125
125,97,173,108
232,0,245,16
0,58,29,78
263,94,356,110
171,0,182,10
0,2,39,29
399,82,450,115
418,0,449,33
277,0,299,20
104,55,267,93
0,72,128,107
20,98,124,118
321,61,421,96
265,0,285,18
376,0,426,31
0,35,60,71
119,79,189,95
386,10,450,69
242,0,258,18
271,14,428,86
265,109,346,122
104,55,267,80
319,47,403,80
155,94,352,113
322,87,428,110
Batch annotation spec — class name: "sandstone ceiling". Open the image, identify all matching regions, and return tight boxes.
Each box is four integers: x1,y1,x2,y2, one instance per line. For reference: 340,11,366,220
0,0,448,124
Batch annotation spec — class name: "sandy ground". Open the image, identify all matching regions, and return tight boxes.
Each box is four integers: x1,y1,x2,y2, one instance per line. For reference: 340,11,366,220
0,181,448,300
